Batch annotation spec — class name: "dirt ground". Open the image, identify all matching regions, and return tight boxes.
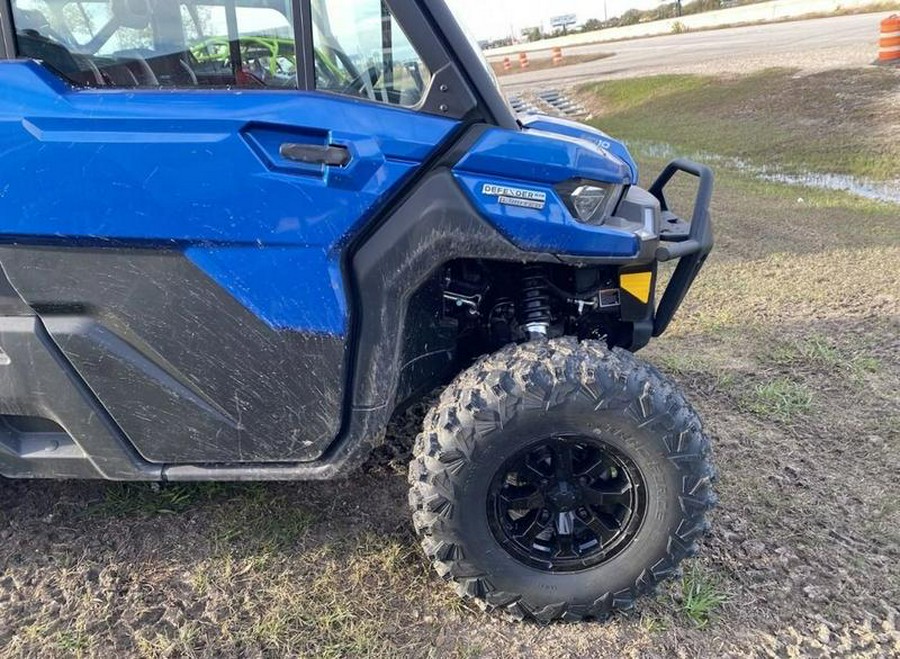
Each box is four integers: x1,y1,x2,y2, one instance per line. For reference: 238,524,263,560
2,67,899,657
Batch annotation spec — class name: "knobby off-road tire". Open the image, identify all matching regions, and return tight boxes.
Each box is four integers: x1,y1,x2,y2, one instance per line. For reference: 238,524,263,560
408,338,716,623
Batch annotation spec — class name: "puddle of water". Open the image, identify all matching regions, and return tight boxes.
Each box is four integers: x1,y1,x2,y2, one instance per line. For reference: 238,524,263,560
757,172,900,205
627,140,900,205
632,141,681,160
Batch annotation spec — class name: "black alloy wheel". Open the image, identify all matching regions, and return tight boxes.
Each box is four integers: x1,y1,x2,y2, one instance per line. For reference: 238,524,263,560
487,435,646,572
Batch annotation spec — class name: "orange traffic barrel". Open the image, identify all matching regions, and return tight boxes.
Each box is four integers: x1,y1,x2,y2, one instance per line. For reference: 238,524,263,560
879,15,900,63
503,57,512,72
519,52,530,69
552,47,564,66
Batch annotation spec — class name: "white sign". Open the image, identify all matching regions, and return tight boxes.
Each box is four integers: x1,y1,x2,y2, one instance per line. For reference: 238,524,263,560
550,14,577,29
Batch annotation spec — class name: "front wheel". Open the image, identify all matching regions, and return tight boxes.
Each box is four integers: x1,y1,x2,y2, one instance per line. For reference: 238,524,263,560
408,338,716,622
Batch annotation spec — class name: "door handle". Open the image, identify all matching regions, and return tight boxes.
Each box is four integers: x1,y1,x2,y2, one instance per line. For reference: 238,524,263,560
279,143,351,167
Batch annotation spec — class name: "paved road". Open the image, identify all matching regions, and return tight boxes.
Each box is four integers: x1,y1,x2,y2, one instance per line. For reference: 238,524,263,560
497,13,886,92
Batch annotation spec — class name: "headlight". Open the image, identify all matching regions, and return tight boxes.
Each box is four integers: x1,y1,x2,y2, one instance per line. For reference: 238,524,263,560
557,180,624,226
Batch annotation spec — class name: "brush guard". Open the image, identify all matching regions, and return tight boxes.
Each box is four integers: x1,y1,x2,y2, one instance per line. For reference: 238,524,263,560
648,159,715,337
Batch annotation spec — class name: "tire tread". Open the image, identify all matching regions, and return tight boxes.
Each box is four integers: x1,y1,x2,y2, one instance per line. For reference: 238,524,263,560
408,338,716,622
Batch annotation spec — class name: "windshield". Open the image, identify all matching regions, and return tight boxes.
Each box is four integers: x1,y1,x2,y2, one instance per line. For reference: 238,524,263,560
435,0,514,126
453,9,504,101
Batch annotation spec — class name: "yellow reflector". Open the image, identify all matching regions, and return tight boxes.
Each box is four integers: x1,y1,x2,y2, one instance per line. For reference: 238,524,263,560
620,272,653,304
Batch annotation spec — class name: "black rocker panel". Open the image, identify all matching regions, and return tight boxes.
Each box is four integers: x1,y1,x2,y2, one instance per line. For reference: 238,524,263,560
0,246,346,464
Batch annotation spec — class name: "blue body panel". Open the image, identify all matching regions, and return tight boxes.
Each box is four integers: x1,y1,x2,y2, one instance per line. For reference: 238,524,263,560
453,127,640,258
0,62,644,328
519,114,640,183
0,59,648,465
0,61,457,333
454,126,631,185
184,246,348,334
454,173,639,257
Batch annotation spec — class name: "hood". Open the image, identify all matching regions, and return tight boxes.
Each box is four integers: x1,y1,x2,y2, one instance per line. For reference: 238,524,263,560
519,114,640,184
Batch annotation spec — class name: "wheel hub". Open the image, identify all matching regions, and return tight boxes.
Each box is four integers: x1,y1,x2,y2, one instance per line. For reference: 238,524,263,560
487,434,647,573
546,481,580,511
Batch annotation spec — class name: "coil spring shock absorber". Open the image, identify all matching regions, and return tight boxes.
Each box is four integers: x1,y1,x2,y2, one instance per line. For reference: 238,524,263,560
519,265,552,339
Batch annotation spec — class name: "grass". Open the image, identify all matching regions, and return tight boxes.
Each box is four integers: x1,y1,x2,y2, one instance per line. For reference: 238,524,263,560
744,378,814,422
770,335,844,371
712,167,900,217
135,622,202,658
770,335,882,380
55,628,92,655
85,481,326,545
579,68,900,182
212,499,316,552
677,566,730,629
87,482,231,516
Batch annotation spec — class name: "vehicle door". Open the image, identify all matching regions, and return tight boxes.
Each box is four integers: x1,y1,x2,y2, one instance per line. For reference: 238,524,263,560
0,0,466,463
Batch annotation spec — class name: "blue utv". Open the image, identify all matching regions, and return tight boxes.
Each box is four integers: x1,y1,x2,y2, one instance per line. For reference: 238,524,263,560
0,0,716,621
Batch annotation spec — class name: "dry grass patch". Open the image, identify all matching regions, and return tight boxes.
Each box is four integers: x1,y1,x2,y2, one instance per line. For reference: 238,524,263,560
580,68,900,181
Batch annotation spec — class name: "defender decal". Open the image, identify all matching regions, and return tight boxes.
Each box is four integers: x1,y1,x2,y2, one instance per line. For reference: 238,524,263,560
481,183,547,210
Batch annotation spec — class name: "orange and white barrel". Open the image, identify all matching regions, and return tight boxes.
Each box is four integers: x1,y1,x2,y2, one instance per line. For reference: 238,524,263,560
518,52,530,69
503,57,512,72
552,47,564,66
879,15,900,64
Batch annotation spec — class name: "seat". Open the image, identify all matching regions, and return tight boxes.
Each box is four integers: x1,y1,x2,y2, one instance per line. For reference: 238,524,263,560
12,9,103,86
109,0,197,87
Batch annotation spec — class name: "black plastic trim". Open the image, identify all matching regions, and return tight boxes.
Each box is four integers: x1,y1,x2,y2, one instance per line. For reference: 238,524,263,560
293,0,316,90
328,120,484,454
280,142,350,167
650,158,714,262
0,0,12,60
383,0,480,121
618,263,658,352
0,247,347,465
421,0,517,130
418,62,478,119
647,159,715,337
0,315,161,480
350,170,550,413
0,262,33,316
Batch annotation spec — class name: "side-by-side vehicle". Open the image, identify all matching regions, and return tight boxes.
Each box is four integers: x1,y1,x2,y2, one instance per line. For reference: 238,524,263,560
0,0,716,621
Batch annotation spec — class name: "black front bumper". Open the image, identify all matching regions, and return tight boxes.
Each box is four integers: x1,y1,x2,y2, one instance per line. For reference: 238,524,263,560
648,158,715,337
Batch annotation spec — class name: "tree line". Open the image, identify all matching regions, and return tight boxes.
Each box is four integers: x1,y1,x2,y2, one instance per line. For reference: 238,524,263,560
481,0,763,48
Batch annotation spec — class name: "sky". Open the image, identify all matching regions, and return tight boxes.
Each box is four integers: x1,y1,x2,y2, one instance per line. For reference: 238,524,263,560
446,0,661,41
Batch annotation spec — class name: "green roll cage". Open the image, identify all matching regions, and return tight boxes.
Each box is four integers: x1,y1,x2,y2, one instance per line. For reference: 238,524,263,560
190,35,349,84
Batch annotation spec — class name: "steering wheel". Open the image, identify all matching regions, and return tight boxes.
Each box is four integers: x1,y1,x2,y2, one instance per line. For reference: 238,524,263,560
316,44,378,100
340,65,382,101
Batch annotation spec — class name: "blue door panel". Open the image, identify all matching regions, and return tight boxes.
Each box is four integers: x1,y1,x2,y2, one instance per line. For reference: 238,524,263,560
0,62,456,333
0,60,458,463
185,246,348,334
